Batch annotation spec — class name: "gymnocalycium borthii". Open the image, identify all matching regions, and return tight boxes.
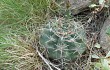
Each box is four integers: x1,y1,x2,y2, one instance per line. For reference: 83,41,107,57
39,17,87,63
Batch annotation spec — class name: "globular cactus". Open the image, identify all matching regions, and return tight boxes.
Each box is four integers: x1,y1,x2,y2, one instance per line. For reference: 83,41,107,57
39,18,86,61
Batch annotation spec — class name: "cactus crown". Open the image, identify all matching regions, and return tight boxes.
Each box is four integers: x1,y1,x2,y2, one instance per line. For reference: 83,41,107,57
39,18,86,62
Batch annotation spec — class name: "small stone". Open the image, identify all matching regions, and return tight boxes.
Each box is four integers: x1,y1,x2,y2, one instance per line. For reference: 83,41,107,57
100,16,110,53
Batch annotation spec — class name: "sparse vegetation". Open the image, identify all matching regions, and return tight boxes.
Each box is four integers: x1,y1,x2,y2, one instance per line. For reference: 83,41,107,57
0,0,110,70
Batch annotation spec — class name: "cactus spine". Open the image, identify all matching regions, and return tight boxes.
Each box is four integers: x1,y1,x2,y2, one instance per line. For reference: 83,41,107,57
39,18,86,61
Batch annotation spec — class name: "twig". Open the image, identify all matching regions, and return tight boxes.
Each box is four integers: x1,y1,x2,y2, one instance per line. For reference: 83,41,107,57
36,47,61,70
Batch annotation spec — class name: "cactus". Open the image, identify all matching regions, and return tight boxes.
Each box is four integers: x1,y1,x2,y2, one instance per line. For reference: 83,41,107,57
39,18,86,61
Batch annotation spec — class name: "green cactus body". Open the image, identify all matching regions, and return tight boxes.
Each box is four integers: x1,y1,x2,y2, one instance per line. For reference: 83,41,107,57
39,18,86,61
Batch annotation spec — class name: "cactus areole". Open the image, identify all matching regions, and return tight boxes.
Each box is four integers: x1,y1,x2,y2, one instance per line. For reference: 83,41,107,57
39,18,86,61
